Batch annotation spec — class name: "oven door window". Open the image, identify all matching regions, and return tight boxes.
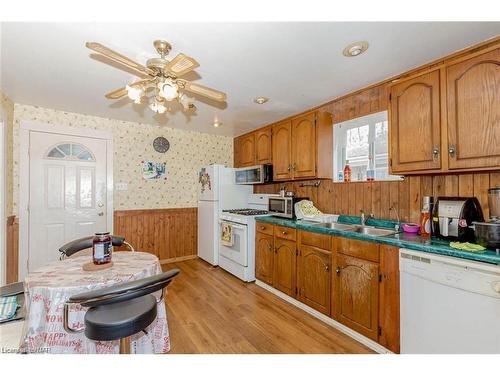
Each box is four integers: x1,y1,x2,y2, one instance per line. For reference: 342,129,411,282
219,222,248,266
268,199,286,213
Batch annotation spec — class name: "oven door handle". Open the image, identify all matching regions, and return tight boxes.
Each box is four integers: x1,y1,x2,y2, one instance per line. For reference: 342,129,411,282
219,220,247,230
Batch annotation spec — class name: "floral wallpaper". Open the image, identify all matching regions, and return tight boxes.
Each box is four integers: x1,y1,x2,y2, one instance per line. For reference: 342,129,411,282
9,104,233,215
0,90,14,216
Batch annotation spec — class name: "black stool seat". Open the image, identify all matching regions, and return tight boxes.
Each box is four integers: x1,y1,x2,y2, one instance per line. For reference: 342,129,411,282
84,294,157,341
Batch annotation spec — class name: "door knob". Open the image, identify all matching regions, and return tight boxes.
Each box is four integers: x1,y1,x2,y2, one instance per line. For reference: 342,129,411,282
98,212,104,216
97,202,104,208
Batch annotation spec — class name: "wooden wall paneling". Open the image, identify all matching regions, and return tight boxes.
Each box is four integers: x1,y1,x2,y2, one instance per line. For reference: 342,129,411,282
6,216,19,283
489,172,500,189
473,173,491,219
388,182,400,221
408,176,422,223
458,174,474,196
354,183,364,216
317,180,334,214
379,182,391,220
398,178,410,222
363,183,373,216
444,175,459,196
433,175,446,198
371,182,382,219
113,208,197,263
420,175,434,197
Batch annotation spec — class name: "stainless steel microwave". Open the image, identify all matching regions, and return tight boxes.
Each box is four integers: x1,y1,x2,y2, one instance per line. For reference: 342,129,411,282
234,164,272,185
268,196,308,219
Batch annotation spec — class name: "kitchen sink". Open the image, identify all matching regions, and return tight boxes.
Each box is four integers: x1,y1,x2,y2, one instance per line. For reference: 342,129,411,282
310,222,398,237
310,222,358,231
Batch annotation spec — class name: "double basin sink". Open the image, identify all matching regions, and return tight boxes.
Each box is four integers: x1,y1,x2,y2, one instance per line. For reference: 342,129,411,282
305,221,399,237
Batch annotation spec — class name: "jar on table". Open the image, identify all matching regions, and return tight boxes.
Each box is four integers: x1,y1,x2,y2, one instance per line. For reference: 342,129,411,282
93,232,112,265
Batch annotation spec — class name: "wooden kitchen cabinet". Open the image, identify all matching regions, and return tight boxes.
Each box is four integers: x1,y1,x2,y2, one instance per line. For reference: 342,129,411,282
255,127,272,164
237,133,256,167
272,120,293,181
255,232,274,286
272,111,333,181
446,47,500,170
378,245,400,353
297,244,331,315
389,69,442,173
335,253,379,341
292,112,317,179
273,237,297,297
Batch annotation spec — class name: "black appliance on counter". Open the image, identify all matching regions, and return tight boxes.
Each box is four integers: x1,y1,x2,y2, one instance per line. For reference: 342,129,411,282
432,197,484,241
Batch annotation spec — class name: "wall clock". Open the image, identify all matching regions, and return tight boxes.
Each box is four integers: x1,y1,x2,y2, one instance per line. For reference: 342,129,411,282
153,137,170,153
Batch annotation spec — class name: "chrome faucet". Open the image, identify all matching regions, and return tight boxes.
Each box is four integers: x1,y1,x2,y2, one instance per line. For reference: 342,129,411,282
360,209,374,226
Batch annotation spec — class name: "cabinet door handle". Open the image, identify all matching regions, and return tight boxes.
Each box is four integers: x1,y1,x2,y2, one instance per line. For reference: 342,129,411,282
282,231,287,235
292,163,297,171
336,266,341,274
267,244,272,251
432,147,440,158
325,265,330,272
287,164,291,171
448,144,456,157
260,226,266,230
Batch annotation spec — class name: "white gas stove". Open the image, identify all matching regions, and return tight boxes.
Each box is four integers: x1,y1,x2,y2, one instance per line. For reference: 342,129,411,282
218,194,277,282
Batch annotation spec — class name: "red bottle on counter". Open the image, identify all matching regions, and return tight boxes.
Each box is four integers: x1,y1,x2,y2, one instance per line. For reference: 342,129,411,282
343,160,352,183
419,196,433,237
93,232,112,265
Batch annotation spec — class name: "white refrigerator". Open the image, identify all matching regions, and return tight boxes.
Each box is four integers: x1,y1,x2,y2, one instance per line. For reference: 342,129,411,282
197,165,252,265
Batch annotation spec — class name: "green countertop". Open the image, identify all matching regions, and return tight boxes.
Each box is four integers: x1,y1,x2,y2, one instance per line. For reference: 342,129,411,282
256,216,500,266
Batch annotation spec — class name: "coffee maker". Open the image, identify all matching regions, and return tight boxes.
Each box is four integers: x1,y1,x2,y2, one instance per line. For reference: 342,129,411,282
432,197,484,241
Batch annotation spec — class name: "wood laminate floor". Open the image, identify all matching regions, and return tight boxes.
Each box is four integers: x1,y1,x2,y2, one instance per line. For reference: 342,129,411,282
162,259,373,354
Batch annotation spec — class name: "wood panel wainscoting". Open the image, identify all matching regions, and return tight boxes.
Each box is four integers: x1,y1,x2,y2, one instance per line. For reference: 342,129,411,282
6,216,19,283
255,171,500,223
113,207,198,264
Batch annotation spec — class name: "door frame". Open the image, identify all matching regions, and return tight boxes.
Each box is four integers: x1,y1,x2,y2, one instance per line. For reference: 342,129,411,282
19,121,113,279
0,120,5,285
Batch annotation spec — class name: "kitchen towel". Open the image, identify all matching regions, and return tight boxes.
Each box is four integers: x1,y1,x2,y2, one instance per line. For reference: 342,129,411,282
221,222,234,247
449,242,486,252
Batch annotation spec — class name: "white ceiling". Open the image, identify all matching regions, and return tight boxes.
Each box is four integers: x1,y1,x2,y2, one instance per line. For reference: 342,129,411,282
1,22,499,136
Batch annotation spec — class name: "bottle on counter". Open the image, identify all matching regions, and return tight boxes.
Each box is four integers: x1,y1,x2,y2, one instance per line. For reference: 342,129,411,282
419,196,433,237
93,232,112,265
343,160,352,183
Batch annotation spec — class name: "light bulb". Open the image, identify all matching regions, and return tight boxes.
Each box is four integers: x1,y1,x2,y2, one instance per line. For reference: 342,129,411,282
179,94,194,111
149,101,167,114
126,85,144,103
158,79,178,101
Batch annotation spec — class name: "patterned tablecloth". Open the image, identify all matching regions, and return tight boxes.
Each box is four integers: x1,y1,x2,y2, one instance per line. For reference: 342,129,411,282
21,252,170,354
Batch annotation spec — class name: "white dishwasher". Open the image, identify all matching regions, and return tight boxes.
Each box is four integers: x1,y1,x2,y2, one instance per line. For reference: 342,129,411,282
400,248,500,354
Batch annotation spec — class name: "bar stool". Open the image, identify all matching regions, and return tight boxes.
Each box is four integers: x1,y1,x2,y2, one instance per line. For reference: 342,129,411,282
63,269,179,354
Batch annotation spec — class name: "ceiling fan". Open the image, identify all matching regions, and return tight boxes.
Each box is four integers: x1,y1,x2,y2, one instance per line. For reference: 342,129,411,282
86,40,227,114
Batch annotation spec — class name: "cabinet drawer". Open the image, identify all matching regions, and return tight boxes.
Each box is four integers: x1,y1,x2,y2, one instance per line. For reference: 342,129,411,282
299,230,331,250
256,222,274,235
335,237,379,263
274,225,296,241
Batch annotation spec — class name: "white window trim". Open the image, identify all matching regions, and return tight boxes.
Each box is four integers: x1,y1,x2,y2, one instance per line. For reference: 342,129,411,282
333,111,401,182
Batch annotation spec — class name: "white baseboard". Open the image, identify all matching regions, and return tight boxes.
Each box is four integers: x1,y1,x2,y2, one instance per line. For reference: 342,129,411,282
255,280,392,354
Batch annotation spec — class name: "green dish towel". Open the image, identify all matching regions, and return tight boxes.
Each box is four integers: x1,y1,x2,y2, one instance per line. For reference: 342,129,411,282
449,242,486,252
0,296,19,322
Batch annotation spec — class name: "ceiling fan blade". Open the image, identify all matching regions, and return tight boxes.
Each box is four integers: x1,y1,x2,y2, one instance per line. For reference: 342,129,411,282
104,79,154,99
86,42,155,76
179,80,227,102
165,53,200,77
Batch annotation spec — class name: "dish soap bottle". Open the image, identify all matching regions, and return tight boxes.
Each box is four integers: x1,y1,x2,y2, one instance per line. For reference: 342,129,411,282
343,160,352,183
419,196,433,237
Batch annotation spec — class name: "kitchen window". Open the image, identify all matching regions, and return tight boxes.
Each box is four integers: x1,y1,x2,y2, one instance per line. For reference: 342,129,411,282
333,111,401,182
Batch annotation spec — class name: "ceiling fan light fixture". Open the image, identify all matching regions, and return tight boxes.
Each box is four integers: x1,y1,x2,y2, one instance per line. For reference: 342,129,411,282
126,84,144,103
150,100,167,114
253,96,269,105
342,41,369,57
158,79,179,101
213,121,222,128
179,94,195,111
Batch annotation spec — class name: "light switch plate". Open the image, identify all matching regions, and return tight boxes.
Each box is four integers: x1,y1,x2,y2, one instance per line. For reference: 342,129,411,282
115,182,128,191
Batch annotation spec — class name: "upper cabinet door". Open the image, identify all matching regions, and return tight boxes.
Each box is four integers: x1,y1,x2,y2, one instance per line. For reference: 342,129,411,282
239,133,256,167
255,127,272,164
272,121,293,180
389,69,442,173
292,112,317,179
446,48,500,170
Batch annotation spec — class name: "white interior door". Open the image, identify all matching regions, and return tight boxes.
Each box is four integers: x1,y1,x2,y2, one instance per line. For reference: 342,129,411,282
28,131,108,271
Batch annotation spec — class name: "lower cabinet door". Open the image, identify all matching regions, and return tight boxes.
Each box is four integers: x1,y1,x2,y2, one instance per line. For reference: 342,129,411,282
273,238,297,297
297,245,331,315
255,232,274,285
335,254,379,341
